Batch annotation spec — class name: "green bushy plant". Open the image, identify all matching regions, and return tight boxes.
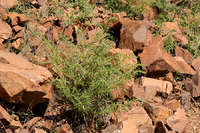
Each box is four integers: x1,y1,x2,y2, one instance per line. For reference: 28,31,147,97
46,31,138,126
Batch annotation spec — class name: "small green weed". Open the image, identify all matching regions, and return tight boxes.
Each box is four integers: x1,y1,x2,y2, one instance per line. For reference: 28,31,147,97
163,34,178,56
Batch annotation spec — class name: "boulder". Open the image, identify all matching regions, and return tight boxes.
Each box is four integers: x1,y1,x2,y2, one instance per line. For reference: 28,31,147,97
143,103,171,122
139,37,195,75
0,0,18,9
119,20,149,52
121,107,152,133
0,6,8,20
162,22,188,45
0,50,53,107
132,85,157,100
141,77,173,94
8,12,30,26
164,99,180,112
132,85,145,99
0,20,12,40
174,57,195,75
192,56,200,71
167,108,188,132
175,46,193,64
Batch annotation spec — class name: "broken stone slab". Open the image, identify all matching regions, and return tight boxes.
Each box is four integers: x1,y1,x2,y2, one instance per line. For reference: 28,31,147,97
0,50,53,107
141,77,173,94
164,99,180,112
0,0,18,9
184,71,200,98
139,37,178,73
139,37,195,75
132,85,157,100
143,103,171,122
132,85,145,99
8,12,30,26
192,56,200,71
0,105,22,129
175,46,193,65
0,20,12,40
120,106,153,133
167,108,188,132
119,20,150,52
162,22,188,45
174,57,196,75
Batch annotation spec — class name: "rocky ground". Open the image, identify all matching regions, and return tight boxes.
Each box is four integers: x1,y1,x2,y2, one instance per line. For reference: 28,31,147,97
0,0,200,133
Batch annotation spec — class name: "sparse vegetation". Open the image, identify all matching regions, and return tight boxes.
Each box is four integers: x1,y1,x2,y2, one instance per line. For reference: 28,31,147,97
153,0,200,58
47,30,138,128
104,0,153,18
1,0,200,132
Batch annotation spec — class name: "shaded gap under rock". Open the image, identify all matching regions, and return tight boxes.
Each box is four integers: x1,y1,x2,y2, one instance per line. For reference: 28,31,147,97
53,20,61,27
72,27,77,45
165,124,172,131
134,50,143,56
108,22,122,48
33,102,49,116
146,71,169,79
154,121,166,133
134,54,145,79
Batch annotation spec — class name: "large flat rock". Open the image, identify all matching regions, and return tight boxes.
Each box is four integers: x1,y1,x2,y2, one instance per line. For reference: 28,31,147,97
0,50,53,107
